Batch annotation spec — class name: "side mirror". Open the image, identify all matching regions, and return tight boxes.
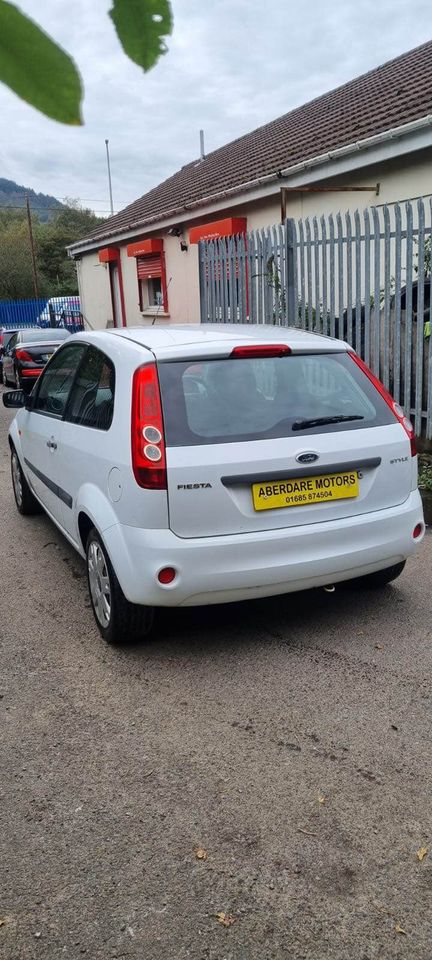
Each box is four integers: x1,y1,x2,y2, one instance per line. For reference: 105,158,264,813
2,389,26,409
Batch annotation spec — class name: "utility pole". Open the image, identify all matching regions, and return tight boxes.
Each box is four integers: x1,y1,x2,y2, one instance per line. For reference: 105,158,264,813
105,139,114,216
26,194,39,299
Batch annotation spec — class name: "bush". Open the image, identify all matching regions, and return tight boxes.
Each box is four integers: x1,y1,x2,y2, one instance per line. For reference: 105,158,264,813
418,455,432,492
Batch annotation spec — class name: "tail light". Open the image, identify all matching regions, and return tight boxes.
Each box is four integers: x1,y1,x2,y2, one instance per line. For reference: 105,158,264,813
349,352,417,456
131,363,167,489
15,349,34,362
231,344,291,358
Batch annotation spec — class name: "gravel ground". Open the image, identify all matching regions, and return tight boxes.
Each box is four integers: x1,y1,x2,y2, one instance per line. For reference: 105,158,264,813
0,388,431,960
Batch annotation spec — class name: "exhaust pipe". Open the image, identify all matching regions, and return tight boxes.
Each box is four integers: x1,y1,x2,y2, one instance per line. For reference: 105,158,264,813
323,584,336,593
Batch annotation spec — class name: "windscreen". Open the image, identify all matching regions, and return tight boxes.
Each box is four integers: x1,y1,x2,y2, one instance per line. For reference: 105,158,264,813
158,352,396,446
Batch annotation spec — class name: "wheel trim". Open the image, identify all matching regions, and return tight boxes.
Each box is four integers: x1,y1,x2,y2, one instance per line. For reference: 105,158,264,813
15,368,20,388
11,453,23,507
88,541,111,628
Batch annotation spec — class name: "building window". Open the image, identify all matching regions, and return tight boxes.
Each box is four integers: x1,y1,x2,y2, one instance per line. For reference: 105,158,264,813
140,275,163,310
136,253,168,313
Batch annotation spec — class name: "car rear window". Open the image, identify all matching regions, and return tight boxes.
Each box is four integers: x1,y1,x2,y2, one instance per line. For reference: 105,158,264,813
20,329,70,343
158,352,396,446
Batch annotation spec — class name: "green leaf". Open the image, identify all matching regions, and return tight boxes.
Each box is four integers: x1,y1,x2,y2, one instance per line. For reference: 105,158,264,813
0,1,82,125
109,0,173,72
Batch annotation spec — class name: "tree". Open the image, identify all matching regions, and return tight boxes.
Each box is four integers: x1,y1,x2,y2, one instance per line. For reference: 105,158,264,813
0,202,104,299
0,216,38,299
36,205,104,296
0,0,173,125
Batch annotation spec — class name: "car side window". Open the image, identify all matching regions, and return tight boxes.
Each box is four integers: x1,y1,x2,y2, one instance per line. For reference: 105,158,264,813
7,334,18,353
64,346,115,431
32,343,87,418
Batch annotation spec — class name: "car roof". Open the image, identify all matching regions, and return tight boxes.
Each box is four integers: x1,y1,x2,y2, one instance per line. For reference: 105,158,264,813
75,324,351,361
18,328,70,340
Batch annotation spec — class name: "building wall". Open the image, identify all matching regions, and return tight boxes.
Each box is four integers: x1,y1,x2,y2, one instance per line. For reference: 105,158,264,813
76,150,432,330
119,246,141,325
76,251,113,330
277,151,432,221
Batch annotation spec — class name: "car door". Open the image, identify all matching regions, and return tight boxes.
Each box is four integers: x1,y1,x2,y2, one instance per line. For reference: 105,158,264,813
60,346,116,544
20,342,87,528
4,332,18,384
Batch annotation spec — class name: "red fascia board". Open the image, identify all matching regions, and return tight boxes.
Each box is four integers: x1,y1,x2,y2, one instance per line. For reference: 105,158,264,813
127,238,164,257
189,217,247,244
98,246,119,263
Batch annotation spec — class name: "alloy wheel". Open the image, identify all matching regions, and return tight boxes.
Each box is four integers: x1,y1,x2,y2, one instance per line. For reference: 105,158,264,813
11,452,23,508
87,540,112,628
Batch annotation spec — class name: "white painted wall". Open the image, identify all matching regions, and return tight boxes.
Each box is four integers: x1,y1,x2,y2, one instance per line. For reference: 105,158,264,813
119,246,141,324
76,252,113,330
163,234,200,324
76,150,432,330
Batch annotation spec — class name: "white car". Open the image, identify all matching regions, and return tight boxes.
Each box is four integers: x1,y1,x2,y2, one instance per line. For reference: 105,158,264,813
3,324,425,644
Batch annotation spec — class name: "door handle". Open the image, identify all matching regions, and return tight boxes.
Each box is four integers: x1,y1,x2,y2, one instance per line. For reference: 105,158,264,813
46,439,57,450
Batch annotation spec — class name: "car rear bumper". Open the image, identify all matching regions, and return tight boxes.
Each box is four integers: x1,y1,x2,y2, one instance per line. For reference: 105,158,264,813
103,490,425,606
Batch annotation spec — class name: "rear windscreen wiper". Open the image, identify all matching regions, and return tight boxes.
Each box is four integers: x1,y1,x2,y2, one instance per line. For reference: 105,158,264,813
292,415,365,431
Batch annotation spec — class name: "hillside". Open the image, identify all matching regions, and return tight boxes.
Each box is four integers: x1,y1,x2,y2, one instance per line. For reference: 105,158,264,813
0,178,63,221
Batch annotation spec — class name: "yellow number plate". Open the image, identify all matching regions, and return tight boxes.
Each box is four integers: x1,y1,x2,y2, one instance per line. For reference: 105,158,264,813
252,470,359,511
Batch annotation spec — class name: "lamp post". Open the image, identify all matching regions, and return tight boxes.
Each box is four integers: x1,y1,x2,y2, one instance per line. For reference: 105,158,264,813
105,139,114,216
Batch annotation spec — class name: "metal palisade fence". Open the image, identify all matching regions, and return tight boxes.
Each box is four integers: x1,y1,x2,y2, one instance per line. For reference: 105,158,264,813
199,198,432,438
0,295,85,332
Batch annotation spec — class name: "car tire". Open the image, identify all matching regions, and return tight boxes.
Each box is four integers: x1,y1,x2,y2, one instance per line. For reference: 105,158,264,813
349,560,406,589
86,527,154,644
11,447,41,516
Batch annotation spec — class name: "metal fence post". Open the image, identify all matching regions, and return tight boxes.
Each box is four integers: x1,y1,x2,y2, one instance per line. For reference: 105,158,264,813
198,240,207,322
286,218,296,326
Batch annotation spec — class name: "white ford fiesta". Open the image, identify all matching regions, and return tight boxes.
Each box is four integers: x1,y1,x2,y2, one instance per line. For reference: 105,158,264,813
3,324,425,644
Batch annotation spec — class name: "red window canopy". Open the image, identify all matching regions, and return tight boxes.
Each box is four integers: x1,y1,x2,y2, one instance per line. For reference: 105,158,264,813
98,246,119,263
127,238,164,258
189,217,247,244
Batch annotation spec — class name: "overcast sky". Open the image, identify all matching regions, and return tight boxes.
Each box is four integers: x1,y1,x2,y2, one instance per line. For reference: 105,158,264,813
1,0,431,216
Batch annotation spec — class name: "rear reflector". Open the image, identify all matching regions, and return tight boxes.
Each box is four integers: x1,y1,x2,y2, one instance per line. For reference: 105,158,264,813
231,344,291,358
157,567,176,584
21,368,43,377
131,364,167,489
413,523,423,539
349,352,417,456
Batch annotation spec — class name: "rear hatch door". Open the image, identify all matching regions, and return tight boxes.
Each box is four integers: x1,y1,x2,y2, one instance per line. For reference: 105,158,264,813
159,350,413,538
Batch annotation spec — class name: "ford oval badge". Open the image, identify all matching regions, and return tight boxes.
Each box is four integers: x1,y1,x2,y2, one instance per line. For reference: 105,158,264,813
296,452,319,464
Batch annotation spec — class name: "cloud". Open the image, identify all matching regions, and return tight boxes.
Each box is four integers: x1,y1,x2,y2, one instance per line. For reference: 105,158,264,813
0,0,430,215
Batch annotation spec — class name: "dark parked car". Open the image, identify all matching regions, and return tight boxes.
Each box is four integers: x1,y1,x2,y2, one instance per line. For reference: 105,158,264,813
0,328,20,371
2,328,71,389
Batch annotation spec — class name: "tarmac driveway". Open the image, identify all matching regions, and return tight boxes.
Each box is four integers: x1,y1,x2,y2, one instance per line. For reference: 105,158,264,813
0,388,431,960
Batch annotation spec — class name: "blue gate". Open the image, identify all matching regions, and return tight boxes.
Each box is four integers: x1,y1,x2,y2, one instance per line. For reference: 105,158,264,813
0,296,84,333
